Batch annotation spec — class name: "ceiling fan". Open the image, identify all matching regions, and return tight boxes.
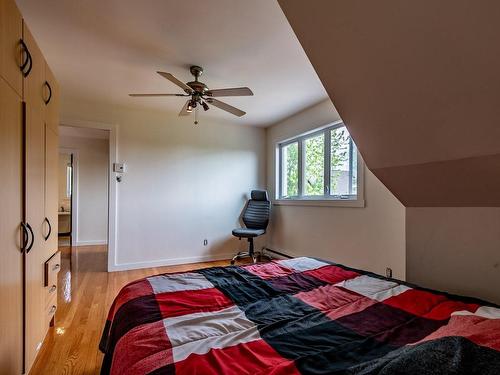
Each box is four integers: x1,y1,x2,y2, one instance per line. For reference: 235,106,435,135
129,65,253,124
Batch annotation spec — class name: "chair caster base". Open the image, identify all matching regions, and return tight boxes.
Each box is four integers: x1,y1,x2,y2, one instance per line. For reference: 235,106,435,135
230,250,272,265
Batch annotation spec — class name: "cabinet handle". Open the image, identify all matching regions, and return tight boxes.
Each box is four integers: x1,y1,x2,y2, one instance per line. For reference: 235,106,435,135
53,264,60,271
20,222,29,253
49,285,57,293
19,39,32,78
43,217,52,241
26,223,34,253
19,39,29,71
49,305,56,315
44,81,52,105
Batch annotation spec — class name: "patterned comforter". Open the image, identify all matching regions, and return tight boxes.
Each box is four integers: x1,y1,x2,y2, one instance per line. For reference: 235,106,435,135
100,257,500,374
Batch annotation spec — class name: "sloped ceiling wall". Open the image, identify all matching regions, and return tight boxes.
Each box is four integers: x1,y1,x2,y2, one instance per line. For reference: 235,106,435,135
278,0,500,207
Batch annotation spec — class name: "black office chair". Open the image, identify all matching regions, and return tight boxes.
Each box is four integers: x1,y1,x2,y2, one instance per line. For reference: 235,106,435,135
231,190,272,264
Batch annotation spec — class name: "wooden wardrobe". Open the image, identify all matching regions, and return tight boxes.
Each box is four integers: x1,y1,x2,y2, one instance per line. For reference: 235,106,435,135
0,0,60,373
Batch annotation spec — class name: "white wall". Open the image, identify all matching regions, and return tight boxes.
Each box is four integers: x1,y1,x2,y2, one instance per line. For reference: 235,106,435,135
60,134,109,245
266,99,406,279
407,208,500,304
61,97,266,271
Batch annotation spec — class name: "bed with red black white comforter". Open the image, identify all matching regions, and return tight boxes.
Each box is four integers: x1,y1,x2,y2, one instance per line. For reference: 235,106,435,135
99,257,500,374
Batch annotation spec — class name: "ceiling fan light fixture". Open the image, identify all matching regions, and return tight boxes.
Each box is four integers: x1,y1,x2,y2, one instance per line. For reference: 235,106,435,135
131,66,253,123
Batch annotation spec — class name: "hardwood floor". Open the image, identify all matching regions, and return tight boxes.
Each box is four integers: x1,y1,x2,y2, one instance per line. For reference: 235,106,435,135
29,245,234,374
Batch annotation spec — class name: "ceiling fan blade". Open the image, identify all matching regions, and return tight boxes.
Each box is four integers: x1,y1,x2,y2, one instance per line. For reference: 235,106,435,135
205,87,253,97
157,71,193,94
206,98,246,117
179,100,191,116
129,93,188,97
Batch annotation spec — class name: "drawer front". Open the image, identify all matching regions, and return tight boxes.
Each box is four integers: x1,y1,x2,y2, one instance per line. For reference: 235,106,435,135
44,283,57,308
44,251,61,287
45,298,57,326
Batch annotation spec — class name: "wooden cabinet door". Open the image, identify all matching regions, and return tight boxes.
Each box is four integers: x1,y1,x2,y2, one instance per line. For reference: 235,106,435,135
44,125,59,258
23,24,47,373
24,110,46,372
44,64,59,135
23,24,45,109
44,64,59,257
0,0,22,96
0,71,23,375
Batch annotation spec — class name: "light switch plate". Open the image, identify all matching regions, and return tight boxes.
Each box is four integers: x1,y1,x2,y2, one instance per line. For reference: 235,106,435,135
113,163,125,173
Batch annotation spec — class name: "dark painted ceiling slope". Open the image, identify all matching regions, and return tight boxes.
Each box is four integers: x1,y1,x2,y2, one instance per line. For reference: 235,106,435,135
278,0,500,206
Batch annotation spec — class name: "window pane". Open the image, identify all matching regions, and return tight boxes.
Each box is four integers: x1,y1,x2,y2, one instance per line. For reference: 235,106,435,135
304,134,324,196
331,126,357,196
281,142,298,197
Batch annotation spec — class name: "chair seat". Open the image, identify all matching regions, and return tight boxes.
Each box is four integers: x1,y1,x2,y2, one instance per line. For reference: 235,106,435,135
232,228,265,238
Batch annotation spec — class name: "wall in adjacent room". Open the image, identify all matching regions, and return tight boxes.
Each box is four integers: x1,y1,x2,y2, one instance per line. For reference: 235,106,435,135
58,152,71,209
61,96,266,271
266,99,406,279
60,134,109,245
406,207,500,304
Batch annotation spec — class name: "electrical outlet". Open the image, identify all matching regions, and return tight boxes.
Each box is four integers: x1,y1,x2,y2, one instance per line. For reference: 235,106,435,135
203,239,208,246
386,267,393,278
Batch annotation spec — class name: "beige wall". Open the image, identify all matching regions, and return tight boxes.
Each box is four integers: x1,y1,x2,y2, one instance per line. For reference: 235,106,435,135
278,0,500,207
266,99,406,279
60,134,109,245
278,1,500,304
407,208,500,304
61,96,266,270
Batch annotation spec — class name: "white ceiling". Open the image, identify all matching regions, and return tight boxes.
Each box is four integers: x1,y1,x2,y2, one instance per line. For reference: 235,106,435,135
16,0,328,127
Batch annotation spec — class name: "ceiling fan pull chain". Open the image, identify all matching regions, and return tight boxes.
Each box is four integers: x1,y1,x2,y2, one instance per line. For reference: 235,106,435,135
194,107,199,125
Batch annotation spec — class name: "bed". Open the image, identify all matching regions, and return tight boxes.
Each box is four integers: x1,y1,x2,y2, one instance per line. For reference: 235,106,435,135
100,257,500,374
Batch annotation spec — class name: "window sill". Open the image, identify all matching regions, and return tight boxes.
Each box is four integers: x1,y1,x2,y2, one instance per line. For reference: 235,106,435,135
273,199,365,208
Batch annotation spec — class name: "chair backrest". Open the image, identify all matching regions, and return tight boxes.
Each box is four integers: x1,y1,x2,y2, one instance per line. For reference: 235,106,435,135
242,190,271,230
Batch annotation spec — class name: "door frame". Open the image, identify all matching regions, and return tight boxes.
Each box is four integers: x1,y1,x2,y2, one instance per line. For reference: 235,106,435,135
59,119,117,272
59,147,79,246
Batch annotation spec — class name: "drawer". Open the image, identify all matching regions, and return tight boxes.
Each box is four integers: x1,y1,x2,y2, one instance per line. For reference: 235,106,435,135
44,283,57,308
45,298,57,326
44,251,61,287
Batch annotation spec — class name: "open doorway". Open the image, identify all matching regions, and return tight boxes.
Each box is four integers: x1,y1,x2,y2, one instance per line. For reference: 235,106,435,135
58,126,110,270
57,152,73,247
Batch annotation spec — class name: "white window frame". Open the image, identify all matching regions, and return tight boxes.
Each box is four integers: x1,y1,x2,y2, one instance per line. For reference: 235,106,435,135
275,121,365,208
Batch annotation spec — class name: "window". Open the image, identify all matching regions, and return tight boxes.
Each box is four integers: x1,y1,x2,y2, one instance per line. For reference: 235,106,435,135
277,122,363,205
304,133,324,196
